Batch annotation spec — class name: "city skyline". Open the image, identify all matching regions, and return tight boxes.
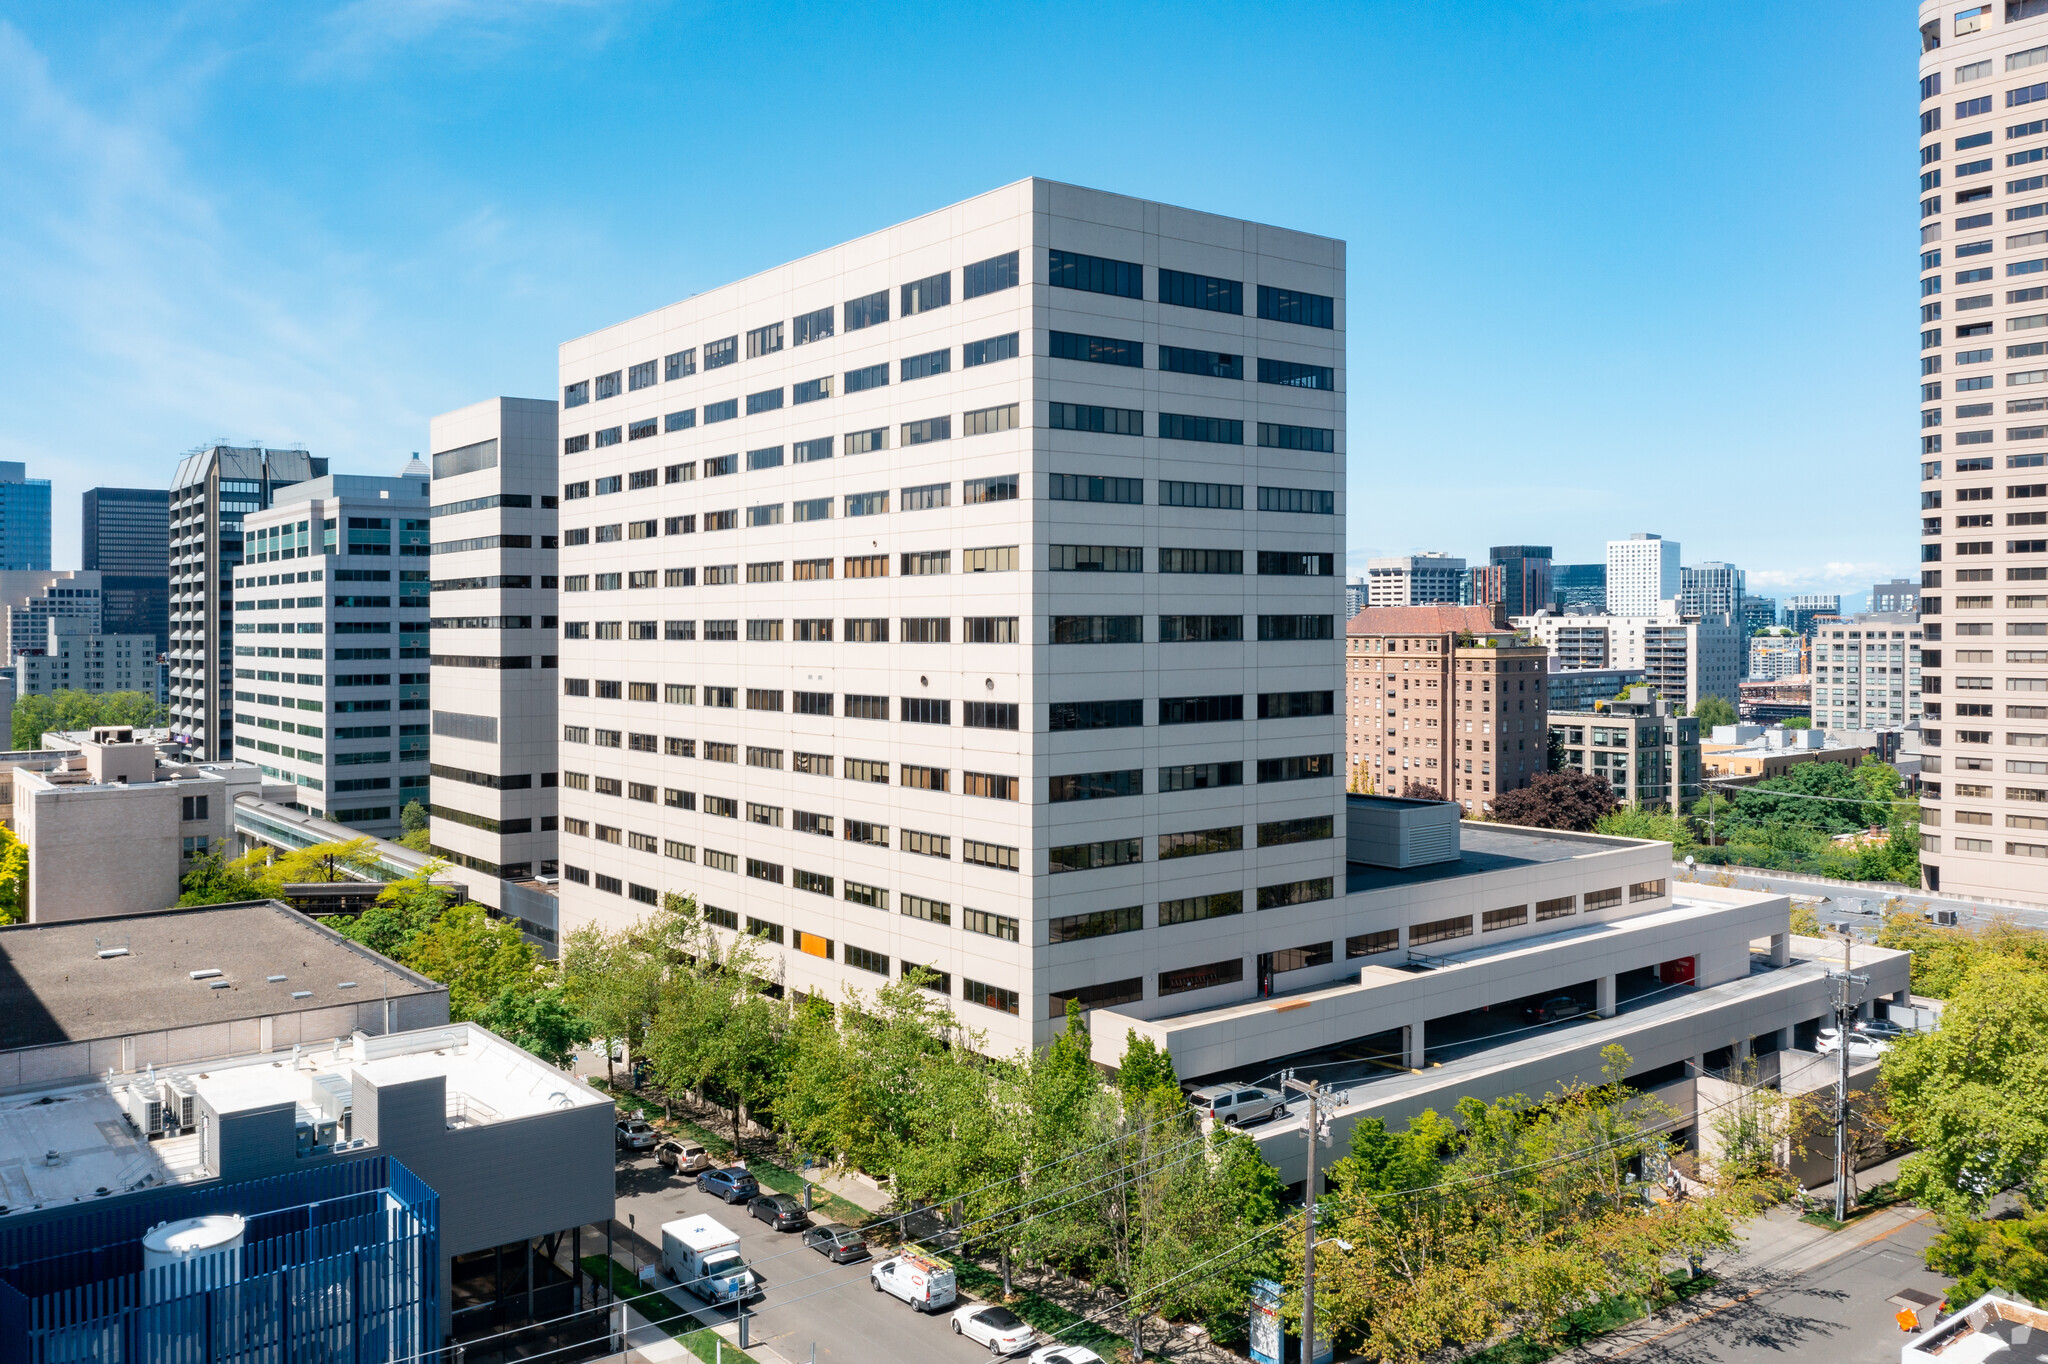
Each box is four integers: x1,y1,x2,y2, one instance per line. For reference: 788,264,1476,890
0,4,1910,596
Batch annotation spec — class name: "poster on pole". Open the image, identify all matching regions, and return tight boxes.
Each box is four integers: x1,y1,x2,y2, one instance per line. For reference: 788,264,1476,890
1249,1279,1283,1364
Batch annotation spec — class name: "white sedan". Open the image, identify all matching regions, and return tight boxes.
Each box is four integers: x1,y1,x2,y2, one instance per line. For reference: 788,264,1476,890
951,1303,1038,1355
1028,1347,1104,1364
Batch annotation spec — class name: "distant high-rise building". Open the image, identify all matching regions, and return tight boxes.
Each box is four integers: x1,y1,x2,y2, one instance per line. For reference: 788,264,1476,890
1871,578,1920,615
168,447,325,758
1678,561,1745,619
0,571,103,663
1551,563,1606,613
82,487,170,655
237,466,432,837
1488,545,1553,619
1782,594,1841,636
15,619,156,697
1366,552,1465,606
1746,630,1804,682
1344,578,1367,619
1605,533,1680,616
1465,562,1505,608
1739,594,1779,634
0,463,51,571
1521,606,1740,714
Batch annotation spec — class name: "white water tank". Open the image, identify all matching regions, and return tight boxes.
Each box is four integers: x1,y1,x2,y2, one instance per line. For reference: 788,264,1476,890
141,1214,245,1303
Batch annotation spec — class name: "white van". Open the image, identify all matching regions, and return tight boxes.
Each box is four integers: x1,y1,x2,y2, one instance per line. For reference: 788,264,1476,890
870,1250,957,1312
661,1215,758,1304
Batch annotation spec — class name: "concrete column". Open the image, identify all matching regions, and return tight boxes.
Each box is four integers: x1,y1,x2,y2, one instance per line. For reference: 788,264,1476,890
1733,1036,1752,1062
1405,1022,1426,1070
1769,933,1791,967
1596,974,1616,1018
1893,987,1910,1007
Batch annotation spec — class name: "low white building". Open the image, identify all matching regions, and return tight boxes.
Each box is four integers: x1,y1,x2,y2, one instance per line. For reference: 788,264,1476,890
13,726,284,923
1090,797,1912,1186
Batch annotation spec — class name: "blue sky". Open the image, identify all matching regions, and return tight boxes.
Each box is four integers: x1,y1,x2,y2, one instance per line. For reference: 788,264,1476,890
0,1,1910,604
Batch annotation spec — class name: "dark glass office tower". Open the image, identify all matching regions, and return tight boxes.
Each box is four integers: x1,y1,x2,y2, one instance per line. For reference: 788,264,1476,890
83,487,171,654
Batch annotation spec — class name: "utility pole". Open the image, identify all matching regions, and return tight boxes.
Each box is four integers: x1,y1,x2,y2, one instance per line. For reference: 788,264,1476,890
1281,1075,1330,1364
1829,932,1868,1222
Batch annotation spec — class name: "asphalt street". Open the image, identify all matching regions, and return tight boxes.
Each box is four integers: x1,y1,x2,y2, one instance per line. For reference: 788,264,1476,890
1584,1214,1952,1364
1674,864,2048,933
608,1152,1007,1364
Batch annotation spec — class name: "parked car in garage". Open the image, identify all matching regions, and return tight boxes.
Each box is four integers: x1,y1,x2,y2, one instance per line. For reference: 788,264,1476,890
1522,995,1589,1024
699,1166,760,1204
657,1139,713,1174
749,1192,808,1231
952,1302,1038,1354
803,1222,870,1262
1185,1084,1283,1126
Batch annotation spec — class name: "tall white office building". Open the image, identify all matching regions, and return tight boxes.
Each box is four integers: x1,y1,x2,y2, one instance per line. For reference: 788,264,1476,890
1605,534,1680,616
553,179,1344,1049
1918,0,2048,903
233,469,432,834
427,398,563,944
1363,553,1465,607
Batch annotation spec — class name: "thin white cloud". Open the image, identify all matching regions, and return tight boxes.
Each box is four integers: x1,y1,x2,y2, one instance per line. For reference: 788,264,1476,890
304,0,606,77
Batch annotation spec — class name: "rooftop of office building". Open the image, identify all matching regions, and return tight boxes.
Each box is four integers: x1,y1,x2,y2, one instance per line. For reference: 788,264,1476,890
0,1023,605,1215
0,902,441,1051
1345,820,1636,894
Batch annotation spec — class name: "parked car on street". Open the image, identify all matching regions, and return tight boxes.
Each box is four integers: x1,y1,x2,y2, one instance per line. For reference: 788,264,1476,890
615,1118,658,1151
871,1250,957,1312
1522,995,1589,1024
952,1302,1038,1354
1186,1084,1282,1127
803,1223,870,1262
657,1139,713,1174
749,1192,808,1231
1028,1347,1105,1364
699,1167,760,1204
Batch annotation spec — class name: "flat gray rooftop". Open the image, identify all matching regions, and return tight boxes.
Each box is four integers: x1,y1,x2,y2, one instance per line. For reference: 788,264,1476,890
1347,823,1635,893
0,902,440,1051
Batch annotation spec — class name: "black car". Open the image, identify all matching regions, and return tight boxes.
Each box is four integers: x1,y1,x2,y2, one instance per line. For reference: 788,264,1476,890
803,1222,869,1262
699,1167,760,1204
1855,1018,1909,1042
750,1192,808,1231
1523,995,1589,1024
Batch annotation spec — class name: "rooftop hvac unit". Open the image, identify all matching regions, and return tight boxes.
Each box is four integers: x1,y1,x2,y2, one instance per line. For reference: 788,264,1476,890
121,1082,165,1137
160,1076,197,1132
307,1071,352,1123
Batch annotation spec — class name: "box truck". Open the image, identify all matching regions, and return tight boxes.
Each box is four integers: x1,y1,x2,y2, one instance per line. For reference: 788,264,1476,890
661,1215,759,1304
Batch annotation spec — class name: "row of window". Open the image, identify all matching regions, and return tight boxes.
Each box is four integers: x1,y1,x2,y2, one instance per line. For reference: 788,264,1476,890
555,729,1331,797
550,613,1332,643
563,398,1336,460
563,466,1333,516
557,549,1333,587
559,685,1332,728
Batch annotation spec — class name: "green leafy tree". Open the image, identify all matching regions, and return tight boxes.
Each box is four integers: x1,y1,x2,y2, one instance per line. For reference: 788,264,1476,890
1116,1030,1183,1118
1594,804,1697,857
0,823,26,925
476,981,589,1067
397,800,432,852
176,848,271,906
403,901,542,1021
1925,1206,2048,1306
1886,955,2048,1214
1782,716,1811,730
1690,694,1737,731
12,690,165,749
1488,769,1616,832
329,862,453,959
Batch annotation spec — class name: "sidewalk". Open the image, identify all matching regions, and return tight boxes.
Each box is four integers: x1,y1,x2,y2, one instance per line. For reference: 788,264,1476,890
607,1295,802,1364
1554,1199,1935,1360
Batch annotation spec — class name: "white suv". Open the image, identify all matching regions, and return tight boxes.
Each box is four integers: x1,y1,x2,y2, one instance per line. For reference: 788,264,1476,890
1187,1084,1283,1126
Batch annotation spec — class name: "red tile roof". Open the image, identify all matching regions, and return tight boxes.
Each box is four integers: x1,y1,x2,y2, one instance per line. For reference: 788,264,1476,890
1345,604,1503,635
